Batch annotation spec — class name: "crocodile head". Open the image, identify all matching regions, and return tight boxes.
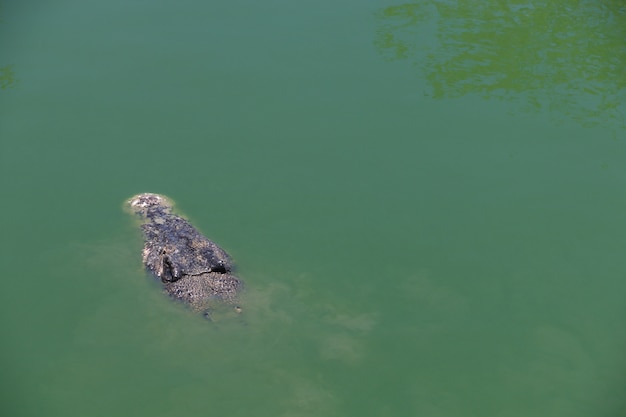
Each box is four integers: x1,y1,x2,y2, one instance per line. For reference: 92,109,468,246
128,193,173,219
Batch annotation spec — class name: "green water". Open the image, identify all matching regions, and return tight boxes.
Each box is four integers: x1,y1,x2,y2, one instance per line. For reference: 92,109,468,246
2,1,626,416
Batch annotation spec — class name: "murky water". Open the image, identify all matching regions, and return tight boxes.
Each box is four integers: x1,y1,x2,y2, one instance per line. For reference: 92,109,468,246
2,1,625,416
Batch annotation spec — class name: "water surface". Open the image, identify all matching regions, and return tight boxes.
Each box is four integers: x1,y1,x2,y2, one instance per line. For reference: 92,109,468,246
2,1,625,416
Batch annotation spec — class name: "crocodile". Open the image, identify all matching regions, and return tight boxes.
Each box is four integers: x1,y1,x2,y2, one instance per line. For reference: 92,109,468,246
127,193,242,316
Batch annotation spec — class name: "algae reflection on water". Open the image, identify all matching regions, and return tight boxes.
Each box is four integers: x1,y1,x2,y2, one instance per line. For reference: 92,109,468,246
0,65,17,90
374,0,626,129
0,6,18,90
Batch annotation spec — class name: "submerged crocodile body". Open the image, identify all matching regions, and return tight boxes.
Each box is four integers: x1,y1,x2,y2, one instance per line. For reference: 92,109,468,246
127,193,242,315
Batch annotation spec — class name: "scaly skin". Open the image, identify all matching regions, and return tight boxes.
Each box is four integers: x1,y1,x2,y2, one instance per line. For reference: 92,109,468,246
127,193,242,315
